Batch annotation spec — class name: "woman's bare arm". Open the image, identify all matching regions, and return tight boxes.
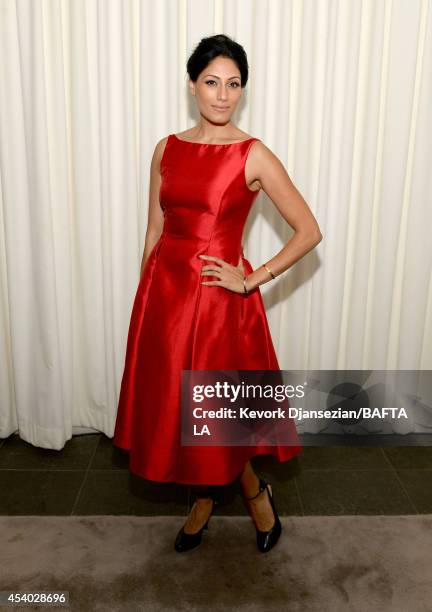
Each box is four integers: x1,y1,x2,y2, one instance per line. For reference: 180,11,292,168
140,137,168,278
244,141,323,290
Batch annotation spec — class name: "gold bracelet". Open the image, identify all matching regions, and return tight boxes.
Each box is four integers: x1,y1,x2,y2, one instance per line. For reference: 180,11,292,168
262,263,276,279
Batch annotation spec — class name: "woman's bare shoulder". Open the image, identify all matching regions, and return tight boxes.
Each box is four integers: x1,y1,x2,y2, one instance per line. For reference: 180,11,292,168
249,139,280,162
154,135,170,152
151,136,170,168
245,139,285,190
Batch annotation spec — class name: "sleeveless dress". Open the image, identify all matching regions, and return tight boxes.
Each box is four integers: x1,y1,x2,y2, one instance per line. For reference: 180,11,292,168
113,133,302,485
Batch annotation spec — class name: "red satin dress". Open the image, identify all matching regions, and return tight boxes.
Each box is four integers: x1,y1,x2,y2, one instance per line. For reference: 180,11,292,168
113,133,302,485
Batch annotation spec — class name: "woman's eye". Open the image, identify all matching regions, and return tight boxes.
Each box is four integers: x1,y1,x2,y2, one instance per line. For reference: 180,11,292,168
205,80,240,88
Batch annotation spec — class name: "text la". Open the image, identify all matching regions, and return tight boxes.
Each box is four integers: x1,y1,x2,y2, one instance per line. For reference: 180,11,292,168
194,424,211,436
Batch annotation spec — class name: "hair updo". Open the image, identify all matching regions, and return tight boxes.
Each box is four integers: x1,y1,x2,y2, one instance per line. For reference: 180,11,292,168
186,34,249,88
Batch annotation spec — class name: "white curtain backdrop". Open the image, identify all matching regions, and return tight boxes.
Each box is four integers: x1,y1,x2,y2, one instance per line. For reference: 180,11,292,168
0,0,431,448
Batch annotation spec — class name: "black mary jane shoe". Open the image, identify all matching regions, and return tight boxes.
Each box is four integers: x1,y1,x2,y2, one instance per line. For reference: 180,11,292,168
244,477,282,553
174,495,217,553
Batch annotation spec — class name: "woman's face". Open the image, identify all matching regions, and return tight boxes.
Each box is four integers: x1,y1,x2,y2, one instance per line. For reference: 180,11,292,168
189,56,243,124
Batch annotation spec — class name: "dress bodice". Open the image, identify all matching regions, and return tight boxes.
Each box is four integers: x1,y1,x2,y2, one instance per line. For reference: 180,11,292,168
159,134,261,251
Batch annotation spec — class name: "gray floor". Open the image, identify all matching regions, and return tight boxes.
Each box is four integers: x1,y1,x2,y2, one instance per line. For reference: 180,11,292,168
0,432,431,516
1,514,432,611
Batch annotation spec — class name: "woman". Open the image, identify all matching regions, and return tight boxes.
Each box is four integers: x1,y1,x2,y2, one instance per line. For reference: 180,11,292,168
113,34,322,553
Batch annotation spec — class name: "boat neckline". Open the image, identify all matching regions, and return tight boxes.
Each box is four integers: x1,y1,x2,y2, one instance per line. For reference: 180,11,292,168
172,134,256,146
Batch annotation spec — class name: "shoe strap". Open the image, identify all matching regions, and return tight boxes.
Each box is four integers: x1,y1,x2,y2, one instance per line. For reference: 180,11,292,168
244,478,268,501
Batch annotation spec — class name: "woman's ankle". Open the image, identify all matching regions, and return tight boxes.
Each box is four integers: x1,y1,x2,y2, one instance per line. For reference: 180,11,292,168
183,498,214,534
240,474,261,499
